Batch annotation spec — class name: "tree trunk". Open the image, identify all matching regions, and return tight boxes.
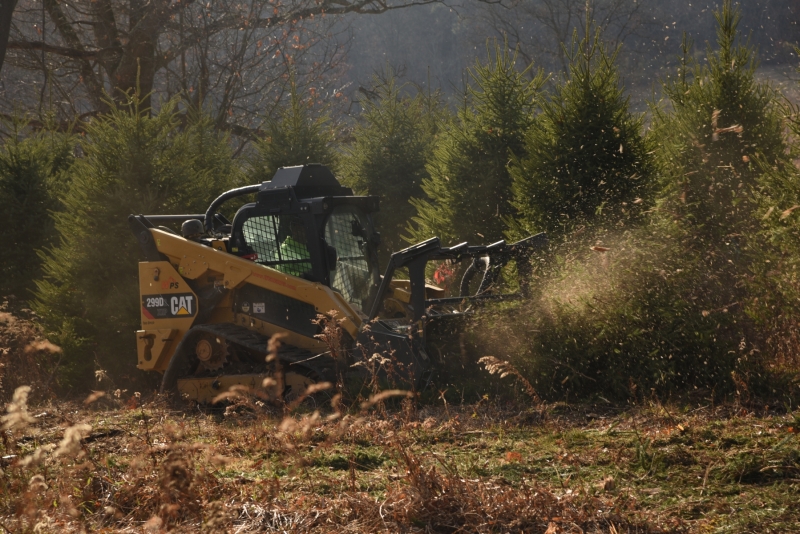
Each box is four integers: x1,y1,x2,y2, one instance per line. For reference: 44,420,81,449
0,0,19,76
113,0,161,111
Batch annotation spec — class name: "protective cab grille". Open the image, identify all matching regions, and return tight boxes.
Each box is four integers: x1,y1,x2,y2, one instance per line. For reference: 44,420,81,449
241,214,312,277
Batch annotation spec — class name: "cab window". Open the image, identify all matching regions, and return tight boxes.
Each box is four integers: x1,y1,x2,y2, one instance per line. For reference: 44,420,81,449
241,215,312,276
324,205,378,310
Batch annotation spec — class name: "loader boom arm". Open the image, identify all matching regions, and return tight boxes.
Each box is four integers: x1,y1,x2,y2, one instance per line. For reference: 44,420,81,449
368,233,547,322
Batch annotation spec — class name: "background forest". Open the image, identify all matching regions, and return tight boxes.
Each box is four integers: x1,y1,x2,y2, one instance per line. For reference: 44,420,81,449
1,0,800,404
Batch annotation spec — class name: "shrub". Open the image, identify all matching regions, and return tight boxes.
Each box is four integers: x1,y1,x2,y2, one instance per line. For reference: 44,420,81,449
33,98,238,389
470,230,757,400
340,70,445,263
0,306,61,403
407,43,546,245
0,118,74,297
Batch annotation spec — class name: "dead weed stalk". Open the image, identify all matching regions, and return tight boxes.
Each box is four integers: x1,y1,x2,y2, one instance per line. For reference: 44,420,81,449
479,356,541,403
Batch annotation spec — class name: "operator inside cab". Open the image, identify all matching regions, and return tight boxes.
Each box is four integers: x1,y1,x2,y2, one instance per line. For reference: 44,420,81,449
275,218,312,277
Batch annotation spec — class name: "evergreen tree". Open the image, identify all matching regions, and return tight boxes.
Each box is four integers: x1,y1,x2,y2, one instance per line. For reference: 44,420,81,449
340,70,445,263
0,119,74,297
480,2,789,401
250,81,337,182
33,98,238,387
510,26,653,238
599,0,788,395
407,43,545,245
648,0,789,350
654,2,786,245
744,52,800,360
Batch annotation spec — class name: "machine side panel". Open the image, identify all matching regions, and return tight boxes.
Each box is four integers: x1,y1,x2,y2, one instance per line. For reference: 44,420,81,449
137,261,198,371
150,229,362,337
234,284,318,338
136,328,177,370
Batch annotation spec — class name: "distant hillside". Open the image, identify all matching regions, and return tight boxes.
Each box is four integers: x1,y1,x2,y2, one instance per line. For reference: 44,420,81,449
338,0,799,109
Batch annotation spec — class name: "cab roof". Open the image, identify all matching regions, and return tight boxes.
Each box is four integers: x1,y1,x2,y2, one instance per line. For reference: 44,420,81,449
261,164,353,199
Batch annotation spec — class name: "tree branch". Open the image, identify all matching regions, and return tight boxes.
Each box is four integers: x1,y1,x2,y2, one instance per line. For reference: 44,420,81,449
43,0,106,108
221,121,264,140
7,40,119,60
0,110,97,133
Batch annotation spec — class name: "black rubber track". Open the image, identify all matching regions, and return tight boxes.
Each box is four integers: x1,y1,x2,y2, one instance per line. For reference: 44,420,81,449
160,323,337,394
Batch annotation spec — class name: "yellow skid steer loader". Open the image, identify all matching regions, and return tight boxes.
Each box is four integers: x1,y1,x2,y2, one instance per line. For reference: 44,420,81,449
129,164,545,401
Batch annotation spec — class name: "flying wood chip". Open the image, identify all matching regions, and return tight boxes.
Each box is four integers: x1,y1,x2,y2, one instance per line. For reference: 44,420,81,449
24,340,61,354
591,246,610,252
780,205,800,219
83,391,105,405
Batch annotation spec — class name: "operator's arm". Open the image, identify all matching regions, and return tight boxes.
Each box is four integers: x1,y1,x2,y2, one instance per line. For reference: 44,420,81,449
275,237,312,276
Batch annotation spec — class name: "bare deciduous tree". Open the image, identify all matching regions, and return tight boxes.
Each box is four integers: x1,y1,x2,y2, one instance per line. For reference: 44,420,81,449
2,0,436,135
471,0,651,74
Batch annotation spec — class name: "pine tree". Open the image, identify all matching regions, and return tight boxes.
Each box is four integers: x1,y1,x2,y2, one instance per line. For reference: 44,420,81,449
649,0,789,346
743,51,800,360
625,0,788,393
250,81,337,182
654,2,786,245
340,70,445,262
33,98,238,387
486,2,788,401
407,43,545,245
0,119,74,297
510,26,653,238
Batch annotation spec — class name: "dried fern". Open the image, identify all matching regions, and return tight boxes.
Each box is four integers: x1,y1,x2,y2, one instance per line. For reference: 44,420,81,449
478,356,540,403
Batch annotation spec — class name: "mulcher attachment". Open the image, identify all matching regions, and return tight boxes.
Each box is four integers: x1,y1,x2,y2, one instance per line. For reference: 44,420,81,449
369,233,548,323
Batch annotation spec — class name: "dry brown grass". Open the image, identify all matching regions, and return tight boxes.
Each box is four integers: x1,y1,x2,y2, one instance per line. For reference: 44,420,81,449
2,314,797,532
3,381,800,533
0,303,60,403
0,384,683,534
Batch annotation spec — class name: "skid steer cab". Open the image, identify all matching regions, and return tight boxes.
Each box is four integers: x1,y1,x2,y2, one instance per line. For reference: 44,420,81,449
129,164,546,401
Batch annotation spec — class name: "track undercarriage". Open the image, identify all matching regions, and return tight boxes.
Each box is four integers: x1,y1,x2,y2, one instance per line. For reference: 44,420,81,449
163,323,338,403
